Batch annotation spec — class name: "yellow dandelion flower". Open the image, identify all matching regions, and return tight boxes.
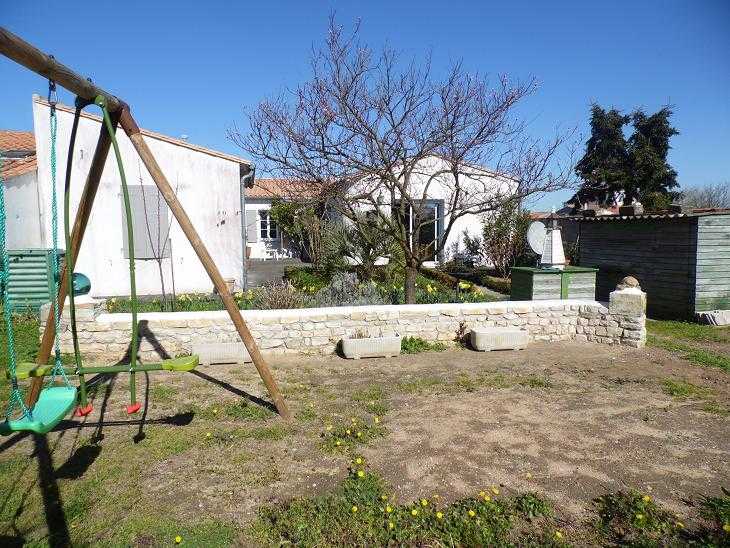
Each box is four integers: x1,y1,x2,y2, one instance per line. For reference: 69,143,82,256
335,440,342,446
420,499,428,507
636,513,644,521
381,495,388,501
642,495,651,503
386,505,393,513
388,521,395,530
555,531,563,539
411,509,419,517
205,432,212,438
491,487,500,495
356,431,363,438
723,523,730,533
175,536,182,544
351,505,358,513
357,470,365,478
346,429,351,435
374,416,380,424
479,491,486,497
676,522,684,529
436,511,444,519
468,510,476,517
483,495,491,502
355,457,363,465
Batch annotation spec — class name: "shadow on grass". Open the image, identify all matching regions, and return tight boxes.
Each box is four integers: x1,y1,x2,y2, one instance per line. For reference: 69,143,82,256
191,369,277,414
33,434,70,548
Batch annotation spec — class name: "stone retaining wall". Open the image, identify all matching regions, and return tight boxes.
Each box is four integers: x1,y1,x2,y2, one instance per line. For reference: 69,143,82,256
43,288,646,361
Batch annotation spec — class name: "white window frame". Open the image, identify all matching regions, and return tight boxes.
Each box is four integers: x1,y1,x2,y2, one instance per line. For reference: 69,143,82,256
259,209,279,240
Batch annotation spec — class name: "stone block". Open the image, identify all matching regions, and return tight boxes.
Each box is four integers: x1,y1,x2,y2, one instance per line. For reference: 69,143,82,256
609,288,646,317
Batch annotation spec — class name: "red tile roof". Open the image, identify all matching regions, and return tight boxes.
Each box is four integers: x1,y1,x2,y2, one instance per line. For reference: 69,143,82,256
1,130,37,180
1,156,37,179
0,130,35,153
246,178,324,199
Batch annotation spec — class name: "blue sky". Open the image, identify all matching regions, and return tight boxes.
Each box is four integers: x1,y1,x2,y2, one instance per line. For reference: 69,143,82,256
2,1,728,210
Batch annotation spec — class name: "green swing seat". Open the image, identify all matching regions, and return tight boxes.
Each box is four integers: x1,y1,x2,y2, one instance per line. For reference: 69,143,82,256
0,386,77,436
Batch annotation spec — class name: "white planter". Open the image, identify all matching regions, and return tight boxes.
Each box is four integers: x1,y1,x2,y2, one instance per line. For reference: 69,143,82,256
470,327,529,352
192,341,251,366
341,336,402,360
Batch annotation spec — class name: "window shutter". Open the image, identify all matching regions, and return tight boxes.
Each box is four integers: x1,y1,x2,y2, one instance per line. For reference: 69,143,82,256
121,186,171,259
245,209,258,243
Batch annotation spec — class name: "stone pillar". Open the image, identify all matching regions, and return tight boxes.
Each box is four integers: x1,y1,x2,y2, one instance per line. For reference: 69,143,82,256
608,277,647,348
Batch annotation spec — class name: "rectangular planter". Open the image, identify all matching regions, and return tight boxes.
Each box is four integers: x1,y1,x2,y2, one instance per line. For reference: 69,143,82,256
191,341,251,366
341,336,402,360
470,327,529,351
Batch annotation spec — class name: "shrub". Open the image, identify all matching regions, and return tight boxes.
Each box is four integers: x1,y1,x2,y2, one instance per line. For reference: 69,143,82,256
284,267,332,292
252,281,306,310
311,272,388,308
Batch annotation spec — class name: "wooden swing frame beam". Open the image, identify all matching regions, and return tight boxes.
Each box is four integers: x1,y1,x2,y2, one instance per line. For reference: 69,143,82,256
0,27,291,420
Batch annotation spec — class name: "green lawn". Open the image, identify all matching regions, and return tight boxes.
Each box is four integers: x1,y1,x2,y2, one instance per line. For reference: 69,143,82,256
647,320,730,373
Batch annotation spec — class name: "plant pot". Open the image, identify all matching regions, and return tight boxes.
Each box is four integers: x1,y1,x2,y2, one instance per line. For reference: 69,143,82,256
341,335,401,360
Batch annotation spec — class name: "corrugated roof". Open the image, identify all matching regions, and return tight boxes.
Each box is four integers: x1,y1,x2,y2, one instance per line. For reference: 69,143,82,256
33,96,251,166
573,209,730,221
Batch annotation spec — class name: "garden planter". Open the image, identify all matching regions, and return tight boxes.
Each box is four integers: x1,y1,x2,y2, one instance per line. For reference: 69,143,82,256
341,335,401,360
470,327,528,351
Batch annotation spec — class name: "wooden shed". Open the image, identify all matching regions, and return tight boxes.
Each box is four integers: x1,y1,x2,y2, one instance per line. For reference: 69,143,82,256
573,210,730,319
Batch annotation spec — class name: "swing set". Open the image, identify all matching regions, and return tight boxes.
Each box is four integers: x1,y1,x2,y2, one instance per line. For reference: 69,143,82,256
0,27,291,435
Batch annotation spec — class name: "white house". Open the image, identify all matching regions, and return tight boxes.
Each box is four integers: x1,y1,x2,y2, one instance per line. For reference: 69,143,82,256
3,95,251,297
244,155,515,267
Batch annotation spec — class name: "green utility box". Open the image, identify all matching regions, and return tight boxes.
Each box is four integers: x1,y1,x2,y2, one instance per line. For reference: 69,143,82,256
2,249,62,312
510,266,598,301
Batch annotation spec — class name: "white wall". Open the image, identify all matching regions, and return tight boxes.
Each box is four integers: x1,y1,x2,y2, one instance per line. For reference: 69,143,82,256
31,97,246,297
3,170,44,249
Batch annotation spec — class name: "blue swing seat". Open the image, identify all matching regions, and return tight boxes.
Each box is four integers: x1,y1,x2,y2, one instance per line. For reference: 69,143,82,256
0,386,77,436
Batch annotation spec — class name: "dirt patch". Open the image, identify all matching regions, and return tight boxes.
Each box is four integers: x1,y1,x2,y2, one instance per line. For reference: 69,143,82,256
0,341,727,544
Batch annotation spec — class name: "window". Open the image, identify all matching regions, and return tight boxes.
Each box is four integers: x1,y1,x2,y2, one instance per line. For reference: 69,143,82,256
259,210,278,239
392,200,443,261
121,185,171,259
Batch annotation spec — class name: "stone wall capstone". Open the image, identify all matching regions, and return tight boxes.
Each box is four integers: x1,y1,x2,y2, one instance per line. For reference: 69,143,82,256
42,290,647,362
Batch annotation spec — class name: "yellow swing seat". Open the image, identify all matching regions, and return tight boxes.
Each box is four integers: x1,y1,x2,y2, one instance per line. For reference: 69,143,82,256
161,355,199,372
0,386,77,436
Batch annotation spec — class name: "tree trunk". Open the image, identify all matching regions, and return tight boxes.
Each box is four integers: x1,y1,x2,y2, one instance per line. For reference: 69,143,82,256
404,262,418,304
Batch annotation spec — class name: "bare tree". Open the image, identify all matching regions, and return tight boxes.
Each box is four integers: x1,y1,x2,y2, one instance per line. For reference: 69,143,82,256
680,181,730,210
231,17,575,303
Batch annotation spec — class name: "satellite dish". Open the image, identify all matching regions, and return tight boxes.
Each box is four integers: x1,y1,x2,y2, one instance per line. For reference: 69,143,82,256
526,221,547,255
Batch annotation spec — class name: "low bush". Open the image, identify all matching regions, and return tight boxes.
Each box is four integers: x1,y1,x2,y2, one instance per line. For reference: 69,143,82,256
283,266,332,292
252,281,307,310
401,336,447,354
311,272,388,307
